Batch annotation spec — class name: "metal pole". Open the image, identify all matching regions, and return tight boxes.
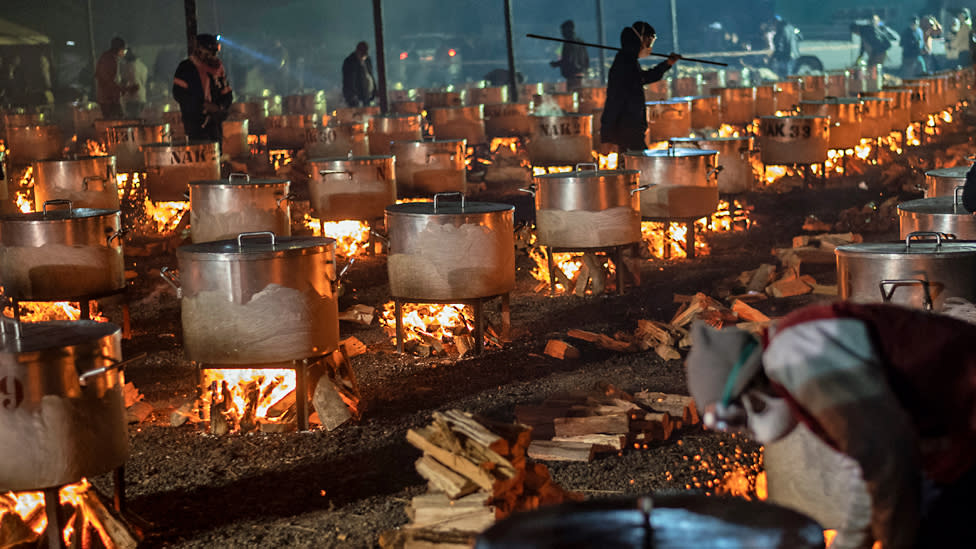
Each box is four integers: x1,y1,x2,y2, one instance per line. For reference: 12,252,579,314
670,0,679,53
503,0,519,102
184,0,198,56
86,0,97,78
372,0,389,114
595,0,606,83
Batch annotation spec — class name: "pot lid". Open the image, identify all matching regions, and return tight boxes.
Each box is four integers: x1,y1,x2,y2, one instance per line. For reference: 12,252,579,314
178,234,335,259
624,149,719,158
860,96,892,102
800,98,862,105
670,136,750,143
646,98,692,105
34,155,115,165
898,196,973,215
107,122,168,129
529,113,592,118
189,176,290,187
533,168,639,180
836,239,976,256
386,200,514,216
0,320,120,353
308,155,395,163
925,166,969,179
671,95,719,102
0,207,118,222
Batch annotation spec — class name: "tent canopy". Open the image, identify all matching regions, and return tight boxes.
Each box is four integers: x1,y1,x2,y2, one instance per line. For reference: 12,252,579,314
0,17,49,46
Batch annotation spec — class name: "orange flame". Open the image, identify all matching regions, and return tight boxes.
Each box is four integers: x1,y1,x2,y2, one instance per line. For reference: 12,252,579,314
597,152,619,170
489,137,520,155
269,149,293,171
379,301,476,349
16,166,34,213
0,479,100,545
303,216,371,257
202,368,298,429
85,140,108,156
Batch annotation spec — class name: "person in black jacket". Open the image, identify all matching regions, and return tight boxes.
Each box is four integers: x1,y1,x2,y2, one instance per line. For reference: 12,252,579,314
342,41,376,108
599,21,679,152
172,34,233,141
964,162,976,213
550,20,589,91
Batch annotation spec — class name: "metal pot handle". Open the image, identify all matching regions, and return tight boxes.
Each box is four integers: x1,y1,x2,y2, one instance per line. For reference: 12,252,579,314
106,227,127,246
228,172,250,183
879,279,933,311
319,170,353,179
575,162,597,172
426,151,457,164
276,192,298,207
630,184,651,195
433,192,465,212
42,199,73,215
79,352,148,384
238,231,277,248
905,231,944,249
954,185,966,213
707,165,725,180
518,184,537,197
82,175,106,192
160,266,181,298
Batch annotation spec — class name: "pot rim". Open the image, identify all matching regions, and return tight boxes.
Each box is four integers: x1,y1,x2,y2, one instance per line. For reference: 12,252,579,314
623,149,718,158
386,201,513,216
533,168,640,180
177,234,335,260
142,140,218,149
189,178,290,187
0,320,121,354
897,196,972,214
835,241,976,256
0,207,119,222
33,155,116,165
308,155,395,163
924,167,969,178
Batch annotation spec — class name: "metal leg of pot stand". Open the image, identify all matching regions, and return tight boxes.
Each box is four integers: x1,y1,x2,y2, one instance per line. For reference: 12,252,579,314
296,359,309,431
686,222,697,259
545,246,556,296
113,465,126,513
613,247,626,295
395,298,404,354
122,301,131,340
80,300,91,320
196,363,206,421
500,293,511,342
473,298,484,355
44,486,66,549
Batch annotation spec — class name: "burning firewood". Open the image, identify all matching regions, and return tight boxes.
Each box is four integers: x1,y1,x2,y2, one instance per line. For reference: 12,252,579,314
543,339,579,360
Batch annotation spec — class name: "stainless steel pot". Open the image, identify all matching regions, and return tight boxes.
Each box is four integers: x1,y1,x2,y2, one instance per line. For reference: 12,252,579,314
670,136,755,194
424,90,464,109
367,114,423,155
0,201,125,300
307,155,396,221
894,82,930,121
825,70,850,97
898,189,976,240
385,193,515,300
93,118,141,144
172,233,339,364
645,99,692,140
835,232,976,310
391,139,466,197
862,89,911,133
163,110,186,140
622,149,720,219
5,124,64,167
674,96,720,131
857,96,891,138
643,79,671,101
0,320,127,492
528,166,644,248
221,117,249,159
672,75,703,98
304,121,369,158
849,64,884,94
578,87,607,113
429,105,486,145
702,70,727,91
526,113,593,167
283,92,327,116
467,86,508,105
230,100,269,134
390,100,424,115
796,74,827,101
189,174,292,243
333,105,380,123
533,92,578,114
2,112,46,135
774,79,803,112
755,85,778,117
143,141,221,202
798,99,862,150
758,115,830,165
105,122,171,172
484,103,532,137
266,114,316,150
71,103,101,141
923,166,968,198
714,86,756,125
33,155,120,210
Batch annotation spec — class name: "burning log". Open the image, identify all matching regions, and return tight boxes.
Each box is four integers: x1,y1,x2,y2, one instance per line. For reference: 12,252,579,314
543,339,580,360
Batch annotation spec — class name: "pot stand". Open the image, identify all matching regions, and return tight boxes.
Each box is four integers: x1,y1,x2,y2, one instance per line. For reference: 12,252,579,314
37,475,128,549
393,294,511,356
640,217,701,260
544,244,637,296
0,288,131,340
195,358,313,432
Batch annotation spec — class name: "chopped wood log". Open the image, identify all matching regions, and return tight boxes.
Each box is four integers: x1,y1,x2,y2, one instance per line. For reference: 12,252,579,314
81,490,139,549
415,455,480,499
0,510,38,548
746,264,777,293
406,428,495,491
566,329,636,352
312,376,353,431
210,383,231,436
635,319,673,347
632,412,674,441
527,440,595,462
551,433,627,451
514,405,570,439
407,492,495,532
239,381,260,433
454,334,475,358
126,400,154,424
266,389,297,419
552,261,574,292
339,336,368,358
731,299,770,322
633,391,700,425
812,283,838,296
434,410,510,456
581,396,640,415
378,527,475,549
338,304,375,325
573,263,590,296
655,344,681,361
418,331,446,354
552,413,629,437
766,277,813,298
543,339,579,360
169,401,196,427
581,252,606,295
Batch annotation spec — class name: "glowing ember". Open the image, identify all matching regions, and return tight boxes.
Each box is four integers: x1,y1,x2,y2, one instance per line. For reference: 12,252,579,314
641,221,707,259
707,199,753,232
85,139,108,156
531,165,573,176
379,301,476,349
717,124,742,137
303,215,371,257
270,149,293,171
144,198,189,234
201,368,298,430
853,138,873,161
760,165,789,186
905,124,921,146
597,152,618,170
15,166,34,213
527,247,583,290
489,137,520,154
0,479,112,546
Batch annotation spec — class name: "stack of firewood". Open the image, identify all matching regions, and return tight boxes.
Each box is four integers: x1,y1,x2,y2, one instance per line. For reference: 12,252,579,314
515,385,699,462
381,410,582,548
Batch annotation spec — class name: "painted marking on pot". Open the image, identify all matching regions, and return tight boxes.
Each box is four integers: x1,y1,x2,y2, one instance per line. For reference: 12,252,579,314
0,376,24,410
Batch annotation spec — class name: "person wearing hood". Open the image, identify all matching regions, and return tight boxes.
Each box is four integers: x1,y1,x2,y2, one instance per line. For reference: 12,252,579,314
173,33,233,141
684,301,976,549
599,21,679,152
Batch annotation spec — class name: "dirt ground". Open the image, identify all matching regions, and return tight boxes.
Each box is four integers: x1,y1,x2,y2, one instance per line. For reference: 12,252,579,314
75,121,972,548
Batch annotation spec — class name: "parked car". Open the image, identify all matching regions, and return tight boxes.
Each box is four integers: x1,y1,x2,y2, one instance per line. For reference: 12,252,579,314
387,33,464,88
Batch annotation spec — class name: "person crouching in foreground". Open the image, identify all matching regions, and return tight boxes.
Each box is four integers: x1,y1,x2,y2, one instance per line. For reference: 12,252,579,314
684,301,976,549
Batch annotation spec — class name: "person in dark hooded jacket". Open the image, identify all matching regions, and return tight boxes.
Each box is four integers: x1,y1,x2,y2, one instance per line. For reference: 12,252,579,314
599,21,679,152
964,162,976,213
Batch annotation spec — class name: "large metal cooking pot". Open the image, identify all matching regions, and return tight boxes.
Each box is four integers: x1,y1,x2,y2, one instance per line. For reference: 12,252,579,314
898,190,976,240
578,87,607,113
643,78,671,101
528,166,644,248
368,114,423,155
906,76,946,111
825,70,850,97
0,202,125,300
172,233,339,364
105,122,170,172
142,141,221,202
5,124,64,167
188,174,292,243
282,92,327,116
332,105,380,124
474,494,825,549
385,193,515,300
390,100,424,115
424,90,463,109
33,155,120,210
306,155,396,221
221,117,249,160
672,75,703,98
835,232,976,310
304,121,369,158
671,136,755,194
162,110,185,140
0,320,127,492
230,100,269,134
893,82,930,121
71,103,101,141
798,98,862,150
429,105,486,144
714,86,756,125
266,114,316,150
391,139,466,197
795,74,827,101
526,113,593,167
93,118,141,145
855,96,891,138
484,103,532,137
758,115,830,165
622,149,720,219
774,79,803,112
702,70,727,90
467,86,508,105
862,89,911,133
849,64,884,94
755,85,778,117
2,112,46,135
923,166,968,198
645,99,692,140
673,96,720,131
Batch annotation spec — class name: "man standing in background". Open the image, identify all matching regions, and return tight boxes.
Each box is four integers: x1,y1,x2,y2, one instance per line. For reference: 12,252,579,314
341,41,376,108
95,37,136,118
121,50,148,119
550,20,589,91
173,34,233,141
